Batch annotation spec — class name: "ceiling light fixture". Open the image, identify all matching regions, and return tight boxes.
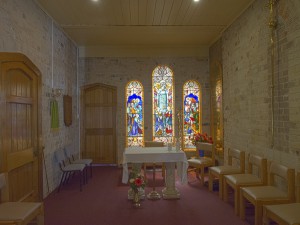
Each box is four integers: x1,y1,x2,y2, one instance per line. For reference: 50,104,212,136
194,0,200,2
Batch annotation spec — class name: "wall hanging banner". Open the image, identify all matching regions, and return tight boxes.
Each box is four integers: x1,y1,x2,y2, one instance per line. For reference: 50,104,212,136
50,99,59,129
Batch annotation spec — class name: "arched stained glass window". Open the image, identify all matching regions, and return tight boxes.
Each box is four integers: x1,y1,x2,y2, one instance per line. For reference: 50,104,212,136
126,81,144,147
152,66,174,143
183,80,201,149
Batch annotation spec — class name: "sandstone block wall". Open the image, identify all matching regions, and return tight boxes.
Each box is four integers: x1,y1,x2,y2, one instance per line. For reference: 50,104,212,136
212,0,300,170
0,0,79,196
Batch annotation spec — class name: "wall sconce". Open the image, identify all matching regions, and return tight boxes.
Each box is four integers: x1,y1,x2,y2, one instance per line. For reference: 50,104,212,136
51,88,62,98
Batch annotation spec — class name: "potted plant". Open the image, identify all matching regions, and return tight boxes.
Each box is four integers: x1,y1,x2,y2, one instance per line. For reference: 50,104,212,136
129,172,146,207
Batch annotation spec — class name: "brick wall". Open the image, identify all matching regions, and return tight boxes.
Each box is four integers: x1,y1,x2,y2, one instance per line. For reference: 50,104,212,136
211,0,300,170
0,0,79,196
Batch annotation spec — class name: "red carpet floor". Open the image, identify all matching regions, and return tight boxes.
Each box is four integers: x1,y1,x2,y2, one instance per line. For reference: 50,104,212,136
44,166,252,225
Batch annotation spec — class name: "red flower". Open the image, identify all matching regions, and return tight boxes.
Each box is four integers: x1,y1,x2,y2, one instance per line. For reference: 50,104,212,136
192,131,213,145
134,178,142,187
129,173,146,192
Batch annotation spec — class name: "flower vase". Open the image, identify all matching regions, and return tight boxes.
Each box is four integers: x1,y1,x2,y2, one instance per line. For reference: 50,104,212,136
133,191,141,208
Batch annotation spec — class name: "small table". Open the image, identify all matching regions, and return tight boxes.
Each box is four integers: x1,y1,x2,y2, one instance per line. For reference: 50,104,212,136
122,147,188,199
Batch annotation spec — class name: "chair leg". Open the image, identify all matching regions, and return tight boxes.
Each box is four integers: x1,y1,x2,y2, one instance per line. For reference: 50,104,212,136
65,171,73,184
255,204,263,225
239,191,246,220
90,164,93,178
234,188,239,216
200,167,205,185
79,171,83,191
208,170,213,192
57,172,66,193
223,180,229,202
85,167,88,184
219,175,223,199
262,207,271,225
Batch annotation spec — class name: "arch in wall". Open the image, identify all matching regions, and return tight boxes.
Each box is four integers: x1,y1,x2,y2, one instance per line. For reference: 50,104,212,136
210,60,224,160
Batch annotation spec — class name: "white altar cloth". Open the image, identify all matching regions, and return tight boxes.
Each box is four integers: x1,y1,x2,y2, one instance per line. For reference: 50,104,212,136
122,146,188,185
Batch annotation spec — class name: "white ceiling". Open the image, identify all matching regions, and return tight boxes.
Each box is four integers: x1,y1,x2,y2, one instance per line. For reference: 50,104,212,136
35,0,254,57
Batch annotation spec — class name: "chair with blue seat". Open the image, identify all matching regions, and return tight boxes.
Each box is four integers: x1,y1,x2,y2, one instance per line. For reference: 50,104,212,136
54,149,86,192
64,145,93,179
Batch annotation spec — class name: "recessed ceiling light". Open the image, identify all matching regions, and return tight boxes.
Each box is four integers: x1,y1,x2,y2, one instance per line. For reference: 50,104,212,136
194,0,200,2
91,0,99,2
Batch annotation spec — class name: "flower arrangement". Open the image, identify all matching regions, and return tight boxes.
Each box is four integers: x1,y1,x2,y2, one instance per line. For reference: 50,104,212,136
129,172,146,193
192,132,213,146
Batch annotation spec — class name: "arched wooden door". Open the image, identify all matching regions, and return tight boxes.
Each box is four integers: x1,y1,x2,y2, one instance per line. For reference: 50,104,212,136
0,53,42,202
81,83,117,164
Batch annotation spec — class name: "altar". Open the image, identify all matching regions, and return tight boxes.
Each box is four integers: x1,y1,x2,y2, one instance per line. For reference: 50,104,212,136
122,146,188,199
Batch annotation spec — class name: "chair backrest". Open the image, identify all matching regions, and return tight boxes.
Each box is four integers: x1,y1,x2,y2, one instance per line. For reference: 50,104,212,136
196,142,215,160
248,154,268,185
64,145,78,161
144,141,164,147
54,149,67,168
64,145,73,158
228,148,245,173
269,162,295,201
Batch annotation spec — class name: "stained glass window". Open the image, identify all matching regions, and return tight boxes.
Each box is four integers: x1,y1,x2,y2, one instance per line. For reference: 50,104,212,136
215,79,222,147
126,81,144,147
183,80,201,149
152,66,174,143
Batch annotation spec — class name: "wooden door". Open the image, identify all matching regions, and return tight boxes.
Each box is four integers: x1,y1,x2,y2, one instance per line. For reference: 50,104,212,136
0,53,42,202
81,84,117,164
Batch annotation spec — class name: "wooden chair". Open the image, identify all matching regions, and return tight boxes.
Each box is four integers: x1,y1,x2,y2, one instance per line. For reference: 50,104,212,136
240,162,295,225
223,153,267,215
208,148,245,199
0,173,44,225
143,141,165,180
263,172,300,225
187,142,215,185
54,149,87,192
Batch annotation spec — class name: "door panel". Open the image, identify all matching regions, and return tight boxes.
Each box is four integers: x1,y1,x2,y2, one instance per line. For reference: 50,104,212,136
81,84,116,164
0,53,41,202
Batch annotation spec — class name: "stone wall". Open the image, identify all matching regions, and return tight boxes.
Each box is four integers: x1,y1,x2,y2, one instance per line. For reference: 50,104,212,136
212,0,300,170
79,57,210,164
0,0,79,196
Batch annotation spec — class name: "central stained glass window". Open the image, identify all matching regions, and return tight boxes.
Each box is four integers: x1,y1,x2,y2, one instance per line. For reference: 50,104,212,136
152,66,174,143
126,81,144,147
